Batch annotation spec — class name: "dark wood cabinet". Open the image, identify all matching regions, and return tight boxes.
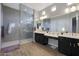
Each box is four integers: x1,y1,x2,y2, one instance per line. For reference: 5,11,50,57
35,33,79,56
70,39,79,56
58,36,79,56
35,33,48,45
58,37,71,55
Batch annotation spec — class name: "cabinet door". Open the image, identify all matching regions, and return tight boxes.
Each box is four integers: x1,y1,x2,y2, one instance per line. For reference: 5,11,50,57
58,37,71,55
58,37,66,53
71,39,79,56
42,36,48,45
35,33,43,44
63,39,71,55
35,33,40,43
35,33,48,45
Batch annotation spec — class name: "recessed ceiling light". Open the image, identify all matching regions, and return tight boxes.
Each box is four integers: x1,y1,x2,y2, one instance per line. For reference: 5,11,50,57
42,11,46,15
65,8,69,13
51,6,56,12
70,6,76,12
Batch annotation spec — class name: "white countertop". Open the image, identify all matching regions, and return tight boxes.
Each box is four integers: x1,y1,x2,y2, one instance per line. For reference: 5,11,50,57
34,31,79,39
59,35,79,39
44,33,58,38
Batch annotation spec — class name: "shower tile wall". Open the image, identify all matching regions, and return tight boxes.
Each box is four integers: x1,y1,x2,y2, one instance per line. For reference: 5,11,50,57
19,4,33,41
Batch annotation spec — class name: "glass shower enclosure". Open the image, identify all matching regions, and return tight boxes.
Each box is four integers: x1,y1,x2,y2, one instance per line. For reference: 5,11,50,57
1,3,34,52
1,4,20,52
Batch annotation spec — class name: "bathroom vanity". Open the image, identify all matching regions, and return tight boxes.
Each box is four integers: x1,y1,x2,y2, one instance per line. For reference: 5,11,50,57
34,30,79,56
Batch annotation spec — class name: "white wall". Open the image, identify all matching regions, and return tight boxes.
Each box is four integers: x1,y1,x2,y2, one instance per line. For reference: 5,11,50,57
0,4,1,50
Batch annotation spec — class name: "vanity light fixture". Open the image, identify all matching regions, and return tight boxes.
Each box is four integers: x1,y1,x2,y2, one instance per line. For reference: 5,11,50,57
42,11,46,15
51,6,56,12
40,15,47,20
70,6,76,12
65,8,70,13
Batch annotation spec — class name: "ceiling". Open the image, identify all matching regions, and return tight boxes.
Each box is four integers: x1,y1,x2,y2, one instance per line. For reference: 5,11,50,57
23,3,53,11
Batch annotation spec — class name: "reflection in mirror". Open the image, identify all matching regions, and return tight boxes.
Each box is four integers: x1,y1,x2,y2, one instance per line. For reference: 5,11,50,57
42,18,51,32
38,3,79,34
72,17,76,33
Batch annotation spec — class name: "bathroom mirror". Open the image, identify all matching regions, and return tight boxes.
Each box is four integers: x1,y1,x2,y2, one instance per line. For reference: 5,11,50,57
39,3,79,33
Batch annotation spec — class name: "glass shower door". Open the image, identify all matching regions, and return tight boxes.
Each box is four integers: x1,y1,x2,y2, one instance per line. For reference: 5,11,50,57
1,4,20,52
19,4,33,44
